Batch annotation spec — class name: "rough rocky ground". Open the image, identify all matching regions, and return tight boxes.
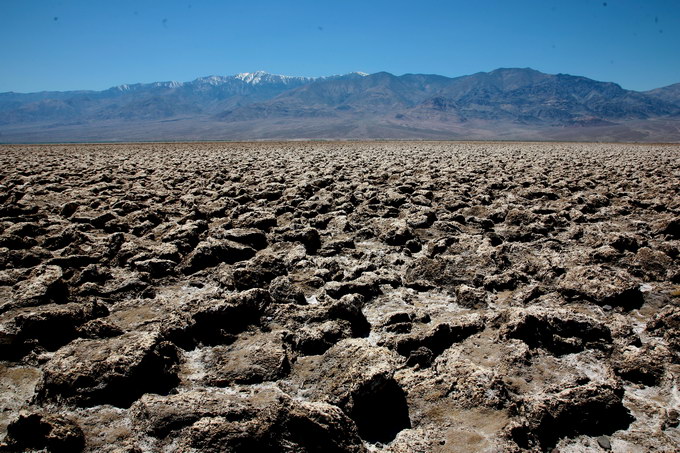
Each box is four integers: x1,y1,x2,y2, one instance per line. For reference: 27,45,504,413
0,141,678,452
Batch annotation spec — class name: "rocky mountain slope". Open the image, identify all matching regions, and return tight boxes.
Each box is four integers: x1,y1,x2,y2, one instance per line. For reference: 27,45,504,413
1,69,679,142
0,71,321,124
0,142,679,452
223,68,679,123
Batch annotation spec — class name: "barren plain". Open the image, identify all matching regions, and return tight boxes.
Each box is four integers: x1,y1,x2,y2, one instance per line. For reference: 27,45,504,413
0,141,679,452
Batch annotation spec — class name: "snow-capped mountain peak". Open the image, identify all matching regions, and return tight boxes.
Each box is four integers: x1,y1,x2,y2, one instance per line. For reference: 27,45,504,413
234,71,268,84
234,71,316,85
194,75,232,86
111,72,369,92
114,80,183,92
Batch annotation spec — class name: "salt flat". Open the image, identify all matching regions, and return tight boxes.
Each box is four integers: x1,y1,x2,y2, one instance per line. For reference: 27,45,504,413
0,141,678,452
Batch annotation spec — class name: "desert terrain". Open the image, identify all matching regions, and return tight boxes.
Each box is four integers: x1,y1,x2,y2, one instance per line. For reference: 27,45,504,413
0,141,679,452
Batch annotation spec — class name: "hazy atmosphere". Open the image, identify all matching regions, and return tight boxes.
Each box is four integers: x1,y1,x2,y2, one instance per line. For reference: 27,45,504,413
1,0,679,92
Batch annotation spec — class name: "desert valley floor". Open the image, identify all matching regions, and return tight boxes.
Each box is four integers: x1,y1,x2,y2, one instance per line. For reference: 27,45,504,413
0,141,679,452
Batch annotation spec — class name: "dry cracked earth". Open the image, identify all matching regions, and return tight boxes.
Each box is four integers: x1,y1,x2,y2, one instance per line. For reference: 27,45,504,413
0,141,679,452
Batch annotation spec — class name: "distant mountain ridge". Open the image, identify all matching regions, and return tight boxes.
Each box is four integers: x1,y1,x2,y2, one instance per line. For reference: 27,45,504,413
1,68,680,143
645,82,680,106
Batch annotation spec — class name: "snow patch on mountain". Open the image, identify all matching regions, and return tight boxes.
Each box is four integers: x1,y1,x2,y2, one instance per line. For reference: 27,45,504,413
114,81,183,92
234,71,316,85
110,71,367,92
194,75,232,86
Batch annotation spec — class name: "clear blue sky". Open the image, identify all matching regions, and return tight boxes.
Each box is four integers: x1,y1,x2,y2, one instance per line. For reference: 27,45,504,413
1,0,678,93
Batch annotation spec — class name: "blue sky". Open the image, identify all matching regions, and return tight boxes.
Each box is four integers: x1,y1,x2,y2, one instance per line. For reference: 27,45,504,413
1,0,678,92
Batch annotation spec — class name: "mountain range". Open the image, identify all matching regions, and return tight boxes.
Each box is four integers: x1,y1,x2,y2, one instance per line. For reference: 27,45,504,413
2,68,680,143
